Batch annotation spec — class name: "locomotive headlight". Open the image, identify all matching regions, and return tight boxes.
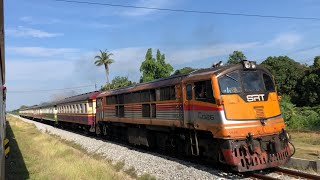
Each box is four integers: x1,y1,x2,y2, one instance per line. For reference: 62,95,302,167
242,60,257,69
243,60,251,69
250,61,257,69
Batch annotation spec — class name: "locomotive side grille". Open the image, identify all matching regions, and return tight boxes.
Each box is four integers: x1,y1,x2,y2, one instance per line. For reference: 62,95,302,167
254,106,265,118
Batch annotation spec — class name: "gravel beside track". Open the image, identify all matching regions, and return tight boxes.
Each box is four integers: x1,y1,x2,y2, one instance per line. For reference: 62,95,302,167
12,115,240,180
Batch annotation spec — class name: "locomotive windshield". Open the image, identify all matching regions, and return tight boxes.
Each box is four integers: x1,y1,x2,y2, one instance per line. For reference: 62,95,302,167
219,70,275,94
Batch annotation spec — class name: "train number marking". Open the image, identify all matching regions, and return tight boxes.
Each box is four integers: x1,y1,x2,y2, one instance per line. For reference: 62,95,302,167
246,94,265,102
198,112,214,120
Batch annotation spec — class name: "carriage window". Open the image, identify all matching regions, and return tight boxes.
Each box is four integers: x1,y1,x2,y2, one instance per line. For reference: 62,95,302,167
116,105,124,117
160,86,175,101
142,104,150,117
263,73,275,91
219,71,242,94
97,98,101,108
84,104,87,113
150,89,156,102
141,90,150,102
186,84,192,100
132,91,141,103
151,104,156,118
156,89,160,101
75,105,78,113
117,94,124,104
107,95,117,105
124,93,132,104
79,104,83,113
194,80,215,103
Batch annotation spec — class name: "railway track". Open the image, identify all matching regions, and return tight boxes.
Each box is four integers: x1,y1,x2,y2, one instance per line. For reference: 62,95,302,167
246,167,320,180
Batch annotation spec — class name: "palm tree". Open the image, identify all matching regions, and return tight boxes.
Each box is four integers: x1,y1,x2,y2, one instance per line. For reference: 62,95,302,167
94,49,115,85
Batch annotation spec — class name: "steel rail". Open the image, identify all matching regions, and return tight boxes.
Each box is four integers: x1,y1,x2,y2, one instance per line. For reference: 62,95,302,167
273,167,320,180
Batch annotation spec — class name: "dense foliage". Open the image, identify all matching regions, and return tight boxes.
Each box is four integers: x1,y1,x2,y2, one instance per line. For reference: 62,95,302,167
101,76,134,90
139,48,173,83
227,51,247,64
260,55,320,130
260,56,307,99
173,67,197,75
280,95,320,130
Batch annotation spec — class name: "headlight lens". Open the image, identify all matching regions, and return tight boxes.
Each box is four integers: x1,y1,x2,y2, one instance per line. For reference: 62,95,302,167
251,62,257,69
244,61,251,68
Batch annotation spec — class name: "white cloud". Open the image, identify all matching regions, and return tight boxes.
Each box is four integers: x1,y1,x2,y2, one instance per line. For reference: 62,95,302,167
165,42,259,65
20,16,61,25
122,0,172,16
6,26,63,38
268,33,302,47
7,59,74,81
7,46,78,57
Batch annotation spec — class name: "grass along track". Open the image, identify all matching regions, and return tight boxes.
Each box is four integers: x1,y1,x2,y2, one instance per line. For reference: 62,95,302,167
5,115,132,180
289,130,320,160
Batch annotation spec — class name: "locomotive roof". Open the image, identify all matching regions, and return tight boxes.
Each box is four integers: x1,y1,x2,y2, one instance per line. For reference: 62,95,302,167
97,64,232,97
56,91,101,105
97,63,270,97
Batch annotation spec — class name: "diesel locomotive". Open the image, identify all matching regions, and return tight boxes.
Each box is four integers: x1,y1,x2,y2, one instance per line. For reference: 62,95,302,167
20,60,292,172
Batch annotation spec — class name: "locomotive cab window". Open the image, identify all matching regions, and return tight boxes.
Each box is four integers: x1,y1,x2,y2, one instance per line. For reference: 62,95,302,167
263,73,275,91
195,80,215,103
186,84,192,100
242,71,264,92
219,71,242,94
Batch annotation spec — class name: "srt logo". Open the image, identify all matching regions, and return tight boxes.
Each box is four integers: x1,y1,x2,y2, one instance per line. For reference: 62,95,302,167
247,94,265,102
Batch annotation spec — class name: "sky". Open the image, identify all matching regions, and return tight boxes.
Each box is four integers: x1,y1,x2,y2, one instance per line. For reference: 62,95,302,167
5,0,320,110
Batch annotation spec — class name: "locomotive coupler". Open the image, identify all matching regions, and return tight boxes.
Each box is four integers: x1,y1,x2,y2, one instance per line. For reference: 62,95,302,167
279,128,290,142
246,132,255,155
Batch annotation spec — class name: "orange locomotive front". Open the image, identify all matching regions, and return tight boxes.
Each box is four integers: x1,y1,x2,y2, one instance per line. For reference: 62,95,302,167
185,61,292,172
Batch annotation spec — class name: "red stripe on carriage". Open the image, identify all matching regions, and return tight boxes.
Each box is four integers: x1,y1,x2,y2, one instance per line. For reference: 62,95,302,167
183,104,223,111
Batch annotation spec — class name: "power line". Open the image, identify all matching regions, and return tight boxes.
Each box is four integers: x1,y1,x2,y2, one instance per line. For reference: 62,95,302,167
52,0,320,21
286,44,320,56
8,84,95,93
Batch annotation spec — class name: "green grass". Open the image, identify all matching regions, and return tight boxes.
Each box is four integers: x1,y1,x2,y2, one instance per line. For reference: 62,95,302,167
5,115,130,180
289,131,320,160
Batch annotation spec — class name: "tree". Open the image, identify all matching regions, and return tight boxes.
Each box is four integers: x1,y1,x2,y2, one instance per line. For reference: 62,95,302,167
173,67,196,75
261,56,306,99
313,56,320,68
140,48,173,83
227,51,246,64
94,49,115,85
297,57,320,106
101,76,134,90
154,49,174,79
19,105,28,109
299,73,320,106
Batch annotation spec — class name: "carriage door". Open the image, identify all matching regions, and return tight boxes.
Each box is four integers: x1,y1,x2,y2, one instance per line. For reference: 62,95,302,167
184,83,195,126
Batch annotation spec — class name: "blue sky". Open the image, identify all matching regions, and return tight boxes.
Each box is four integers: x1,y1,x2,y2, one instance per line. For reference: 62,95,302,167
5,0,320,110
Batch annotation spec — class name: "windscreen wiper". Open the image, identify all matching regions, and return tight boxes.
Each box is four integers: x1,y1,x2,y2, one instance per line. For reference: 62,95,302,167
226,74,238,82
